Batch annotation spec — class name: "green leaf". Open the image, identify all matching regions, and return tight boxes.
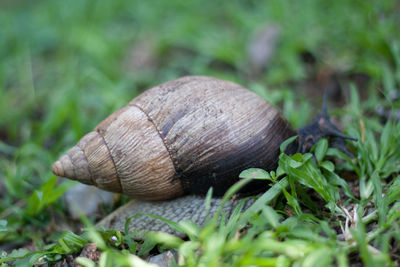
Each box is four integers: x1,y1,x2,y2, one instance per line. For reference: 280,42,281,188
146,231,184,249
25,190,42,216
212,177,254,224
302,247,332,267
60,231,88,251
282,182,302,215
387,202,400,226
280,135,298,153
314,139,328,163
204,187,213,220
0,220,7,232
262,206,281,228
25,176,71,216
291,153,304,162
349,84,361,115
225,200,246,239
239,168,271,180
320,161,335,172
324,171,355,200
239,177,288,226
177,220,200,241
279,151,336,205
0,248,35,264
138,238,158,256
276,166,286,177
85,228,106,251
75,257,96,267
385,176,400,204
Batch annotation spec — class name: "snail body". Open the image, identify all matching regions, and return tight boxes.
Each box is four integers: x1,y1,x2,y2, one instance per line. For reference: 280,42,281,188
52,76,297,200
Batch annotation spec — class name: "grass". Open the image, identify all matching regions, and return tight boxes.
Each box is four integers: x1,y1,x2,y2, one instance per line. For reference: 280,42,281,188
0,0,399,266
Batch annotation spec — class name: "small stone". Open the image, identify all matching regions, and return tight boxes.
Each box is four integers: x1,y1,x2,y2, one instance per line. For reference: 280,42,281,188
247,24,280,76
123,36,158,72
148,250,178,267
64,184,114,219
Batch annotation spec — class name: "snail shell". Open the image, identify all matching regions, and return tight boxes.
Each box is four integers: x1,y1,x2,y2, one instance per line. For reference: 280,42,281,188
52,76,296,200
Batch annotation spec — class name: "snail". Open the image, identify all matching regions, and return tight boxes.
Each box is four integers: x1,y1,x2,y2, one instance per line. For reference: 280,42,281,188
52,75,355,200
52,76,355,234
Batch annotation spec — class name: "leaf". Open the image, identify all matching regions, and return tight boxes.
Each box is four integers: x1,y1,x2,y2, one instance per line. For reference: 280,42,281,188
146,231,184,249
212,177,254,224
25,190,42,216
282,180,301,215
0,248,35,264
240,177,289,224
349,84,361,115
280,135,298,153
177,220,200,241
239,168,271,180
126,254,158,267
0,220,7,232
324,171,355,200
379,120,392,159
138,238,158,256
387,202,400,225
75,257,96,267
289,158,304,168
85,228,106,251
59,231,88,252
302,247,332,267
204,187,213,221
314,139,328,163
320,161,334,172
385,176,400,204
279,152,335,204
261,205,281,228
276,166,285,177
25,176,71,216
225,200,246,239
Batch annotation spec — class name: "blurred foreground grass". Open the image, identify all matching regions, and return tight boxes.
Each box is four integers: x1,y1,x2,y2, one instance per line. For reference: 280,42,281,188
0,0,400,266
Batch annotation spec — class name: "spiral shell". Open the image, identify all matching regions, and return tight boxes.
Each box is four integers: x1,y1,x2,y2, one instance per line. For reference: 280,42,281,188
52,76,296,200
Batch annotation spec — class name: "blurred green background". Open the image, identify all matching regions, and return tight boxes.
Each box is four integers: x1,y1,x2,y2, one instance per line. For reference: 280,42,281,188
0,0,399,250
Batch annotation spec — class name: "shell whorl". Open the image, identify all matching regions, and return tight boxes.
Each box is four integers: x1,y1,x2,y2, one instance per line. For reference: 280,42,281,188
52,76,296,200
52,105,183,201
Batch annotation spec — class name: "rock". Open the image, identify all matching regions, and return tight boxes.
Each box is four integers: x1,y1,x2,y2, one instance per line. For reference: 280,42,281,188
148,250,178,267
123,36,158,73
247,24,280,77
64,184,114,219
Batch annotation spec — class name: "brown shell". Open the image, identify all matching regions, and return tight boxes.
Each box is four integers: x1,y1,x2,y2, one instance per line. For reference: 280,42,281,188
52,76,296,200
